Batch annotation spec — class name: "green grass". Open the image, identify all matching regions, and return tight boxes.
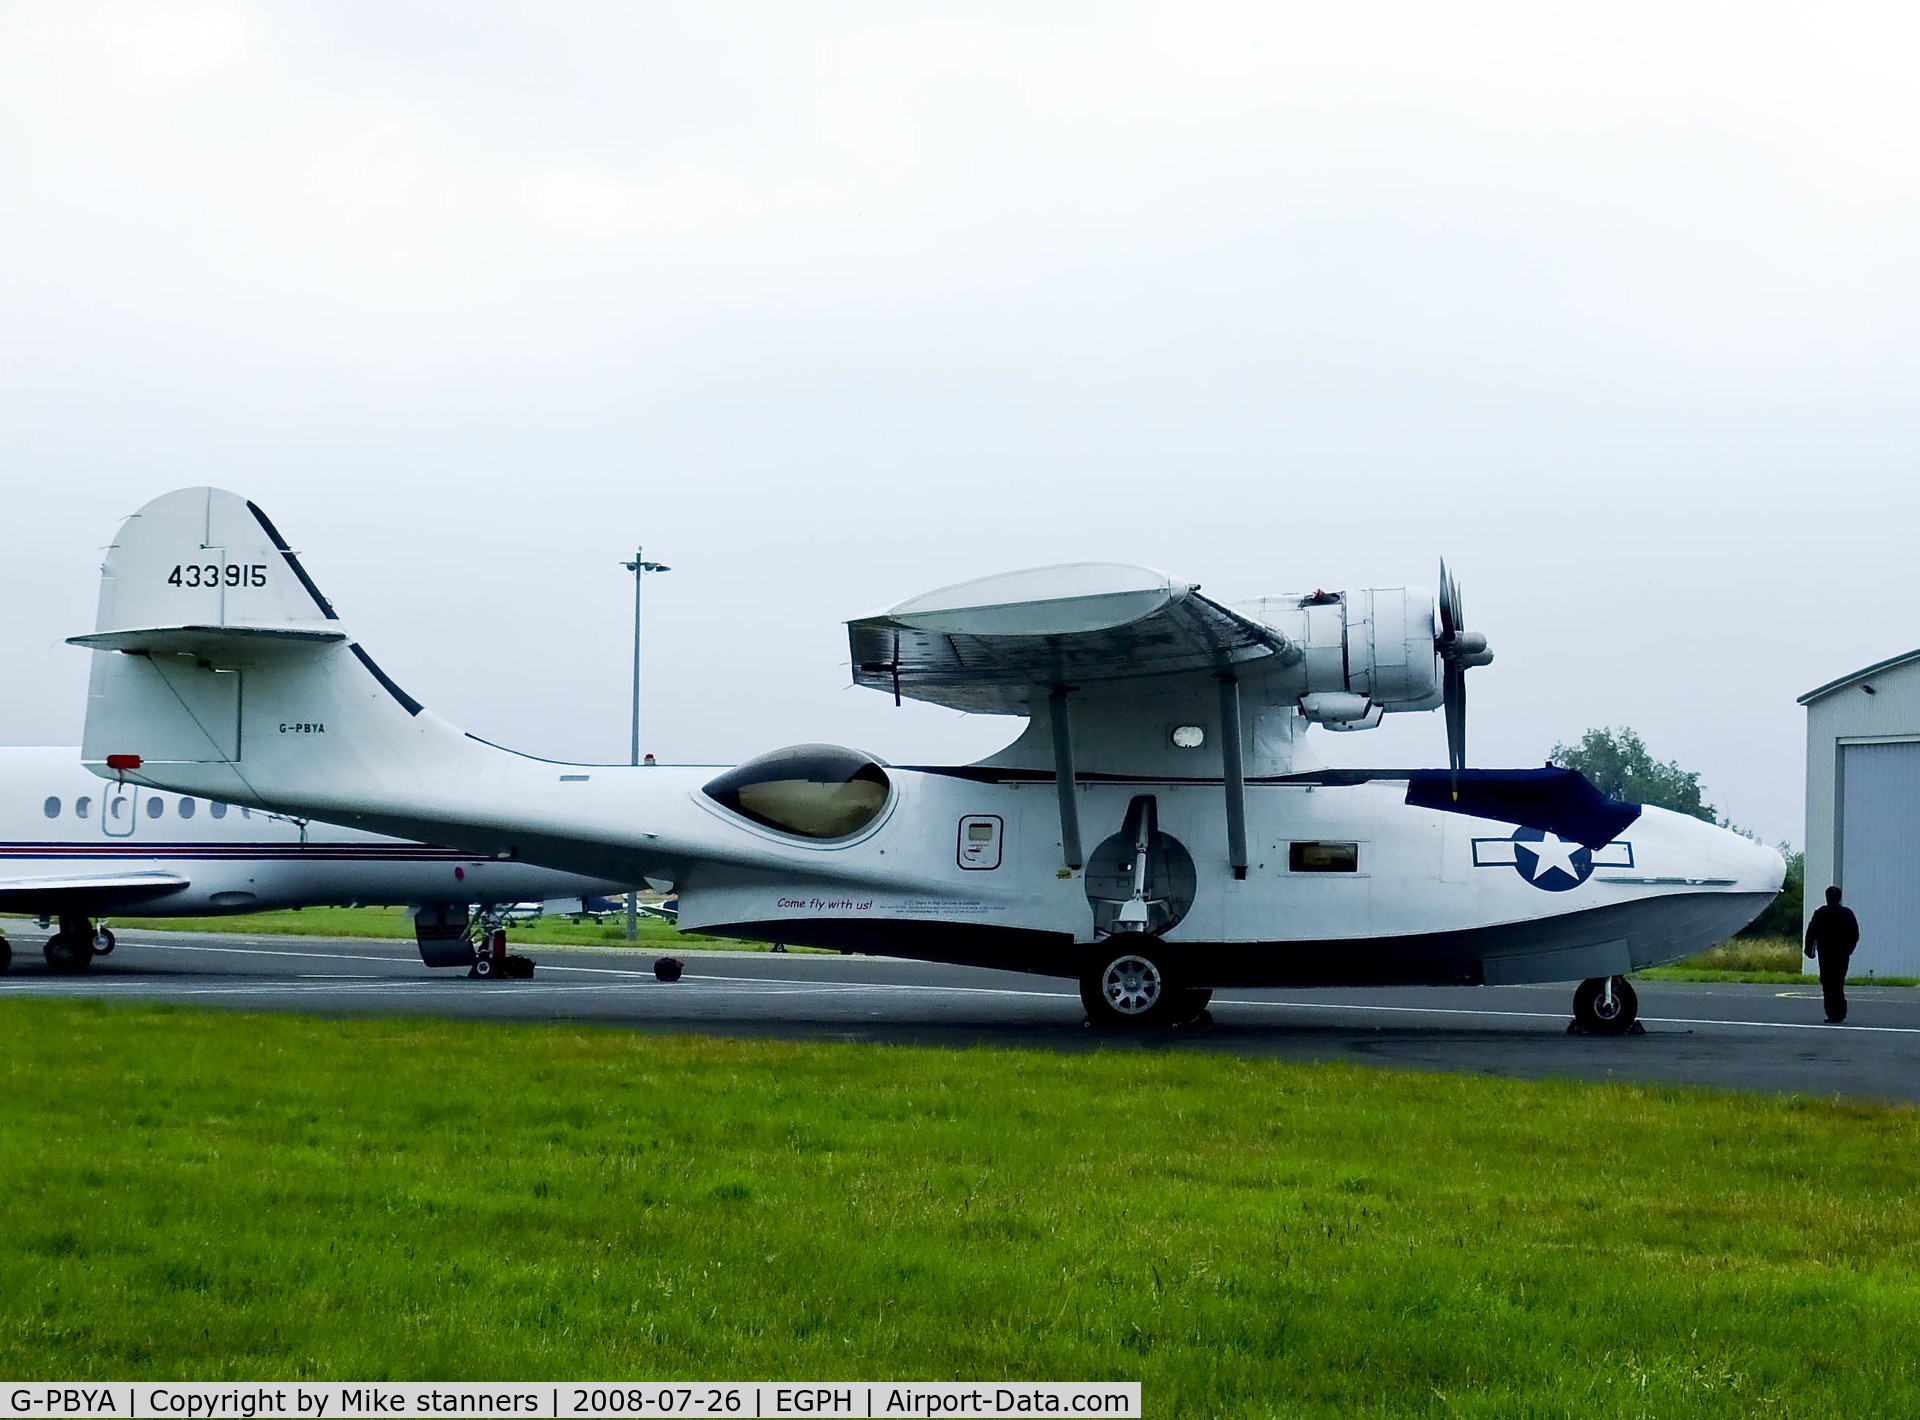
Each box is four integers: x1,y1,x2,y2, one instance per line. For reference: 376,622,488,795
1636,936,1918,987
5,1003,1920,1415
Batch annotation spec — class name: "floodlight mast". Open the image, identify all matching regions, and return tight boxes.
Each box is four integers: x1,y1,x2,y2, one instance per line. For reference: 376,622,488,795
621,548,671,941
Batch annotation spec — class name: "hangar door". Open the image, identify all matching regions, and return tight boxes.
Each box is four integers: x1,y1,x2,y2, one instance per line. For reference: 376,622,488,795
1840,740,1920,978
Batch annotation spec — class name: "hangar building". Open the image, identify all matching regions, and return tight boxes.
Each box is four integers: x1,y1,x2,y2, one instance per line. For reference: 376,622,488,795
1801,650,1920,978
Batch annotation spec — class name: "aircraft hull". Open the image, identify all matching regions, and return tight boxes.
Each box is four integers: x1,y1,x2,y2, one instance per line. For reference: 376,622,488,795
709,890,1777,987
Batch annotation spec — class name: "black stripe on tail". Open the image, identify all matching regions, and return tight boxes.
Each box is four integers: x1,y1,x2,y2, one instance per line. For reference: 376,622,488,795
246,499,340,621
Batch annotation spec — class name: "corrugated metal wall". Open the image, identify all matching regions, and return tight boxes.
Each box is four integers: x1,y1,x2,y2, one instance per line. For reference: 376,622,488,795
1839,740,1920,978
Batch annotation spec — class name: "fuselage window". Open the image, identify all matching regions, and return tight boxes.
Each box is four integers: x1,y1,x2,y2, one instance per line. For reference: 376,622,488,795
178,798,196,819
75,796,91,820
1289,841,1359,873
146,796,164,819
43,796,60,819
703,744,892,840
210,801,228,819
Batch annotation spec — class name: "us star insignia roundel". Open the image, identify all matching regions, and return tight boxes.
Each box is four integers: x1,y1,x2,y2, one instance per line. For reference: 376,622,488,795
1471,828,1633,892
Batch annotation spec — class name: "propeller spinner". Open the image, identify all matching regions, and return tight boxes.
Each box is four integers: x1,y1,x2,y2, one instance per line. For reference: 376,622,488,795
1436,560,1494,796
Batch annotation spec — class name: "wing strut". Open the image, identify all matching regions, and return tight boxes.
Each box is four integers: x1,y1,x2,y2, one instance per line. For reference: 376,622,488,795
1217,674,1249,879
1048,689,1084,870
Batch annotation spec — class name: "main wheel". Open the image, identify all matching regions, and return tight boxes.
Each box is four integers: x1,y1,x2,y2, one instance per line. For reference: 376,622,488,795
1572,975,1638,1035
1080,946,1181,1029
0,936,11,973
92,927,116,955
471,956,496,978
44,933,94,974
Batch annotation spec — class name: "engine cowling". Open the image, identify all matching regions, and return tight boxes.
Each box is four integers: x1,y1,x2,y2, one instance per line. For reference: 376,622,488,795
1237,587,1444,718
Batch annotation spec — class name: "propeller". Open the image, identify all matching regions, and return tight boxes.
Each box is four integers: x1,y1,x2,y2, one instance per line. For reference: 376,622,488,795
1436,560,1494,798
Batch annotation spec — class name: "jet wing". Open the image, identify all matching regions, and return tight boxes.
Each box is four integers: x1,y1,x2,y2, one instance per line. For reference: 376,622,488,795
0,870,191,910
848,563,1294,714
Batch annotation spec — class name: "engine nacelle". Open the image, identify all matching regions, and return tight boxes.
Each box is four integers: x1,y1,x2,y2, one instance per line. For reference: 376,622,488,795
1236,587,1444,718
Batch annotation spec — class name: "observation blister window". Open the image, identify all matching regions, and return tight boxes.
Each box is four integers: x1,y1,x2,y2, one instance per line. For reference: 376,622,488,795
703,744,892,841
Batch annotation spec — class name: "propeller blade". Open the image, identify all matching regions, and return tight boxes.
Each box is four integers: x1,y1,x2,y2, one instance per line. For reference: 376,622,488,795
1445,665,1466,798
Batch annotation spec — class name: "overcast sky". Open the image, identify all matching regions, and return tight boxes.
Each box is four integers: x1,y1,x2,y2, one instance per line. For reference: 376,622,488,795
5,1,1918,847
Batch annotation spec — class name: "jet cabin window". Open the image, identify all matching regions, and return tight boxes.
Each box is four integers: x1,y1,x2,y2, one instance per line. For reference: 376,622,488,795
146,797,164,819
43,796,59,819
1290,841,1360,873
178,798,196,819
210,802,228,819
703,745,891,841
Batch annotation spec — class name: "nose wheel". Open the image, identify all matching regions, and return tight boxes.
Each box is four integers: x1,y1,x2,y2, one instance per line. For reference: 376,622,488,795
1571,975,1641,1035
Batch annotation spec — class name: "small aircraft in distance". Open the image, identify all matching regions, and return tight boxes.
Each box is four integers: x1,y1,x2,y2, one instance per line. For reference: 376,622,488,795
0,745,633,976
69,489,1782,1033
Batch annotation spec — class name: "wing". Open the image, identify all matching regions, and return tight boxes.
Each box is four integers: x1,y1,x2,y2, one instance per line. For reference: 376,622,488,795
0,870,191,911
847,563,1294,714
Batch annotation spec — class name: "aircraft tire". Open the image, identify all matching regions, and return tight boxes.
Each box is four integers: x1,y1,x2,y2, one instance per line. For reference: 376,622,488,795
0,936,11,973
1572,976,1638,1035
1080,945,1182,1029
506,955,535,979
93,928,116,955
471,957,496,978
44,934,94,974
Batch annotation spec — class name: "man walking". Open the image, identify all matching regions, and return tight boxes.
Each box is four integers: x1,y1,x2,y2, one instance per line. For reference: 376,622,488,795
1805,885,1861,1024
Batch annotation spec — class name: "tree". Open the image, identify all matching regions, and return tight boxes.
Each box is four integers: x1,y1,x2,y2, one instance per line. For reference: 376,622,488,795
1552,726,1801,939
1738,848,1804,939
1549,726,1715,822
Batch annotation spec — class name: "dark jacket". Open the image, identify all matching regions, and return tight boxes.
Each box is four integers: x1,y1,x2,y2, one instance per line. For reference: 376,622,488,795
1807,903,1860,957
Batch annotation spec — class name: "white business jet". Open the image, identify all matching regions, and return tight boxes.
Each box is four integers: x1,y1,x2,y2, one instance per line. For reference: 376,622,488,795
67,489,1781,1033
0,745,632,976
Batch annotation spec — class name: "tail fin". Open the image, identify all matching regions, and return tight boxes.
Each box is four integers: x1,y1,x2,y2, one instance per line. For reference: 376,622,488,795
72,488,454,812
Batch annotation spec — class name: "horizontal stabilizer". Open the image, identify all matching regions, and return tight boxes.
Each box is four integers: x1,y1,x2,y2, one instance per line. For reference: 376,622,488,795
1404,768,1642,850
69,624,348,656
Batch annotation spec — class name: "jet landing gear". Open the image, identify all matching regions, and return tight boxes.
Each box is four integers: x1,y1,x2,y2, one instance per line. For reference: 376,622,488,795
469,924,535,980
1570,975,1642,1036
415,904,535,978
43,914,100,974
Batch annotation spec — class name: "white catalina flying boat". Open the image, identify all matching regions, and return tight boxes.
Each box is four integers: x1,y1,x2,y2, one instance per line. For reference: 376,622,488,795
70,489,1782,1033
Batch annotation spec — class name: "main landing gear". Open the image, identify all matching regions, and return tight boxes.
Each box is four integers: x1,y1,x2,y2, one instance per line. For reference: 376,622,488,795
1570,975,1641,1035
42,915,108,974
1079,945,1212,1031
1078,795,1210,1030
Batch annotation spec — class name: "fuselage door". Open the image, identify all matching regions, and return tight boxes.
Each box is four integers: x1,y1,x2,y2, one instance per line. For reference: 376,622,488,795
101,782,138,837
